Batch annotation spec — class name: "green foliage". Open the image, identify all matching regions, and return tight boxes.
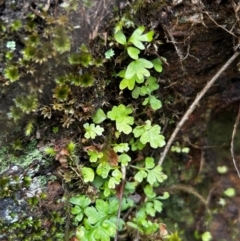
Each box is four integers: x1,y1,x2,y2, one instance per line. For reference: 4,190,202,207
107,104,134,134
92,109,107,124
68,23,169,239
113,25,163,113
127,186,169,234
70,196,119,241
224,187,236,197
151,58,163,72
125,58,153,79
128,26,154,49
87,149,104,163
171,146,190,153
217,165,228,174
11,20,22,31
112,143,129,153
1,7,173,239
83,123,104,139
78,73,95,87
132,76,162,110
133,120,165,148
81,167,95,182
70,195,92,222
118,69,144,90
114,30,127,45
7,95,38,122
134,157,167,185
105,49,115,59
68,52,92,67
201,231,212,241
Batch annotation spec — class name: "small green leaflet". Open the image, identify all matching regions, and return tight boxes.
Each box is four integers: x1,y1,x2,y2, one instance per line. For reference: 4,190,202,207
144,185,156,198
83,123,104,139
81,167,95,182
134,157,167,185
224,188,235,197
125,58,153,80
143,96,162,110
147,165,167,185
119,153,131,166
151,58,163,73
134,76,162,110
97,162,112,178
87,149,103,162
108,169,122,189
114,30,127,45
81,199,118,241
70,195,91,222
118,69,144,91
105,49,115,59
107,104,134,134
92,108,107,124
202,232,212,241
130,138,146,151
133,120,165,148
127,47,140,59
132,76,159,99
141,76,159,94
70,195,91,207
128,26,154,50
112,143,129,153
217,165,228,174
134,169,148,183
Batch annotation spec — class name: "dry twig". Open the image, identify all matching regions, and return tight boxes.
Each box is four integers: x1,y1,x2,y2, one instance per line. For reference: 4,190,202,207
203,10,238,38
230,104,240,178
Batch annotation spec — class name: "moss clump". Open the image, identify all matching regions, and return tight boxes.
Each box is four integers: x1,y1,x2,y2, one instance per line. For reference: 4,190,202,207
53,85,71,101
3,65,21,82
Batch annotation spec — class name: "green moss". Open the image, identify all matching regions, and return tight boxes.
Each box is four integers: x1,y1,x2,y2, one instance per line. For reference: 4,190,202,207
53,84,71,101
14,95,38,114
68,52,92,66
3,65,20,82
78,73,94,87
11,19,22,31
22,46,36,60
25,33,40,46
53,36,71,53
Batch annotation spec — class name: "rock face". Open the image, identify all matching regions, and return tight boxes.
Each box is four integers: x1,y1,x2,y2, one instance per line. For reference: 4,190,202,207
1,0,240,240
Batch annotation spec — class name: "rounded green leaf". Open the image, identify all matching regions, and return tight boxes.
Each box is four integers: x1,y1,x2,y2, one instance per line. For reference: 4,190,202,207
127,47,140,59
81,167,95,182
202,231,212,241
125,59,153,80
92,109,107,124
217,166,228,174
114,30,127,45
149,96,162,110
224,187,236,197
119,77,135,90
151,58,163,73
